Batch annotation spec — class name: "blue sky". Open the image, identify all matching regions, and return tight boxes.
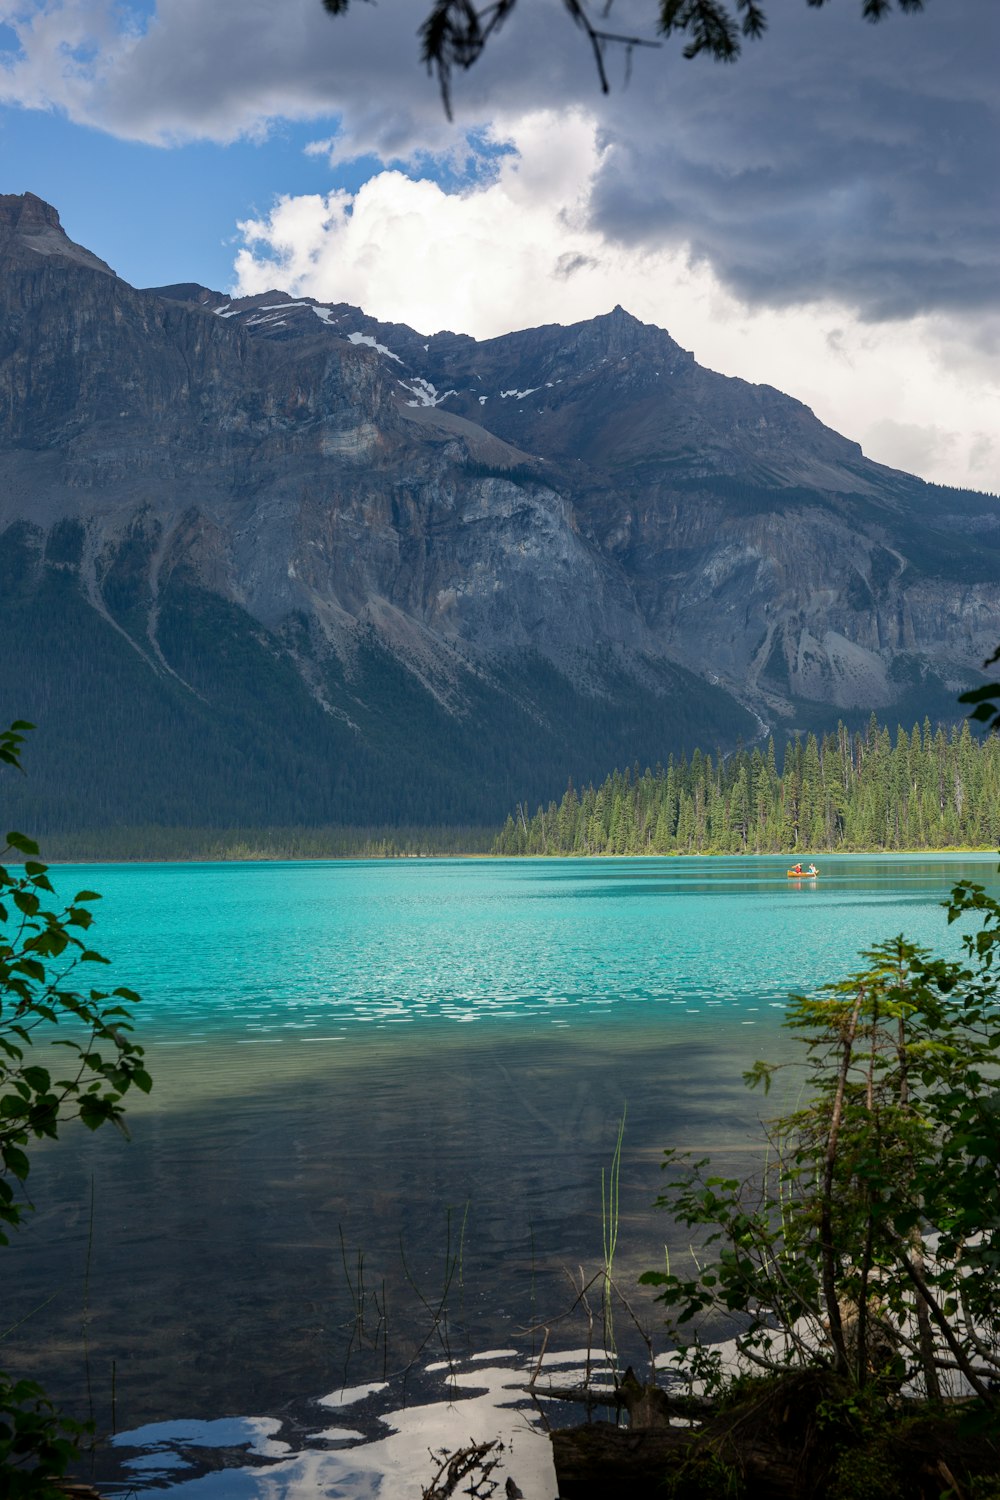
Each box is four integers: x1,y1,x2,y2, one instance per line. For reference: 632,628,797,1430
1,108,393,288
0,0,997,490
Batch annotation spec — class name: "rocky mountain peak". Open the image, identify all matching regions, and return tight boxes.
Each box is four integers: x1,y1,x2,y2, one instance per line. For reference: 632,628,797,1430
0,191,61,231
593,303,681,344
551,304,692,381
0,191,114,276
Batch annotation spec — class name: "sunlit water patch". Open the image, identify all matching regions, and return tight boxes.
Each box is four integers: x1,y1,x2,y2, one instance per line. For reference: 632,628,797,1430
49,853,999,1039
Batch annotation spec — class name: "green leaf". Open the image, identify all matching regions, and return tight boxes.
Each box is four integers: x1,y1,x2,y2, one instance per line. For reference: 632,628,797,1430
12,957,45,982
4,832,40,856
78,1100,112,1131
958,682,1000,705
2,1145,29,1180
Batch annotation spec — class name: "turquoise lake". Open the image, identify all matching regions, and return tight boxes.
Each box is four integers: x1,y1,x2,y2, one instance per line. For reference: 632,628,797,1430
4,853,998,1490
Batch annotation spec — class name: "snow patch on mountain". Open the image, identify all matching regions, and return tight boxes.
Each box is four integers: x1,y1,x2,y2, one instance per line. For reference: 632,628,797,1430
347,331,402,364
398,377,457,408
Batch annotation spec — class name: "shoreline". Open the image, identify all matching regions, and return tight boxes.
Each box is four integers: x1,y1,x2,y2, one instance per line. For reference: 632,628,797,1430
21,844,1000,866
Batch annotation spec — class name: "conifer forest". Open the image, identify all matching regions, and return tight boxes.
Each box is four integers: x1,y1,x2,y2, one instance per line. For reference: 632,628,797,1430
494,718,1000,856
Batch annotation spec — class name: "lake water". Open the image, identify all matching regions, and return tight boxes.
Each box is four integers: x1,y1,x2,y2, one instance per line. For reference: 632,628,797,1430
4,853,997,1496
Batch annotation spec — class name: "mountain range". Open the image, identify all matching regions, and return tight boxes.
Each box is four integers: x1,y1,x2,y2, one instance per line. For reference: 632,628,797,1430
1,191,998,834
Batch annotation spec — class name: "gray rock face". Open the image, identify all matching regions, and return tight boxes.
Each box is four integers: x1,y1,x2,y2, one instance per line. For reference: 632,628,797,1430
1,193,998,828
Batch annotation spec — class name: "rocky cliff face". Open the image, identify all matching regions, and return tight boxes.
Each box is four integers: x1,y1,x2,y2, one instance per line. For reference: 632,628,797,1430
1,193,997,830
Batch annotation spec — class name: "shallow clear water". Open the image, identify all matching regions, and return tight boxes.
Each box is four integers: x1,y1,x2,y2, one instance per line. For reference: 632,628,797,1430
3,853,997,1494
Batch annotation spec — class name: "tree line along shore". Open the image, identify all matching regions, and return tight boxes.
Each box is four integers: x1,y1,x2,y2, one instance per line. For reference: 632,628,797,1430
494,717,1000,857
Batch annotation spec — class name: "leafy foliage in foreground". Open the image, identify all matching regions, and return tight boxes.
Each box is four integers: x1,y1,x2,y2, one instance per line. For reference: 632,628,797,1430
0,854,151,1241
1,722,149,1491
496,716,998,854
638,885,1000,1492
959,644,1000,734
0,1375,91,1499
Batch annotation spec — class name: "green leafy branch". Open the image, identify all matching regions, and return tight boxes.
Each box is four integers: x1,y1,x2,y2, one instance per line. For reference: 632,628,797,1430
0,1374,92,1498
642,919,1000,1408
0,826,151,1244
1,722,150,1492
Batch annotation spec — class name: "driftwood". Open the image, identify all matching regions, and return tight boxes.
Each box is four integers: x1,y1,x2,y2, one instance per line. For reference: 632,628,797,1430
420,1439,505,1500
617,1365,690,1428
521,1369,712,1421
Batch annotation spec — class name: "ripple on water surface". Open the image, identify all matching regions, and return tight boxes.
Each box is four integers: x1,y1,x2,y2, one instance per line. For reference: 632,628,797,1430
64,853,998,1042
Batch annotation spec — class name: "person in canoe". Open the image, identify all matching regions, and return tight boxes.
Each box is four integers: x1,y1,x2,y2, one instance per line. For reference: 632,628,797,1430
792,862,803,875
807,863,819,877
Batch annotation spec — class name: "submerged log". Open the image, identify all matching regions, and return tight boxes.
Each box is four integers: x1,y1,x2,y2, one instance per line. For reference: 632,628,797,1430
550,1421,696,1500
550,1416,803,1500
551,1368,844,1498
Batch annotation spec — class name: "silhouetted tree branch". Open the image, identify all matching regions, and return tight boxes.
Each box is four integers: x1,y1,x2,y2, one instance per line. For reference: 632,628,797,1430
322,0,927,117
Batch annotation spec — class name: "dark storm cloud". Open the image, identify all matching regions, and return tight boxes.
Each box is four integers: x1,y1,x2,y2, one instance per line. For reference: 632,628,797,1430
554,251,599,278
584,0,999,318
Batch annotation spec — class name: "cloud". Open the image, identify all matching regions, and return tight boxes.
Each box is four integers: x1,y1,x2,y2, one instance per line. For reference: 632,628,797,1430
862,419,999,498
863,420,960,485
1,0,996,325
0,0,140,117
554,251,599,280
0,0,461,146
232,111,1000,494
